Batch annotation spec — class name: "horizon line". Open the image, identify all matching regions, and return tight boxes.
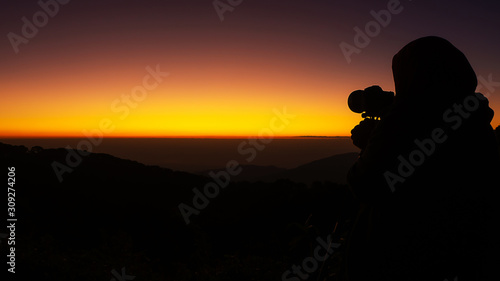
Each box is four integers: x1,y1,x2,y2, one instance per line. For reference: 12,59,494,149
0,135,351,139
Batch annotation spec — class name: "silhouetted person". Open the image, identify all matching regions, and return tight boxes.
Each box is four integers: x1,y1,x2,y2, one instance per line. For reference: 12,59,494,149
346,36,500,281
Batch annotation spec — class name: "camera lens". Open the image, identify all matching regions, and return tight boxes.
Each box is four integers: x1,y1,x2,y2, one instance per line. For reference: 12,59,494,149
348,90,365,113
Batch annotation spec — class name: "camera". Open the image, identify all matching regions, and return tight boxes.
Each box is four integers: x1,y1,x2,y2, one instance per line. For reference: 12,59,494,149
348,85,394,119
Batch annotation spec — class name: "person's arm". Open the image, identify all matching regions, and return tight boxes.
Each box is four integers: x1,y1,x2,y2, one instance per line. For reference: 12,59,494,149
348,113,404,204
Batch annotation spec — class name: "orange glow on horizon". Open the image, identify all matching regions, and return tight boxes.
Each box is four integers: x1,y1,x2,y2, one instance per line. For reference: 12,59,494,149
0,56,371,138
1,6,499,138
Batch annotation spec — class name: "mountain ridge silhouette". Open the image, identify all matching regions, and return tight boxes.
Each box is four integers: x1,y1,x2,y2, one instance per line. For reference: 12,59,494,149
0,140,360,280
199,152,359,184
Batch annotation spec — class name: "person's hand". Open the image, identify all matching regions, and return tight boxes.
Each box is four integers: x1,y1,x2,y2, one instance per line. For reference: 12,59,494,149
351,119,378,150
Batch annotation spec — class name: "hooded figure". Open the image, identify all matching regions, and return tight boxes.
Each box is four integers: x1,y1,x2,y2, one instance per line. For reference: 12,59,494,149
346,37,500,281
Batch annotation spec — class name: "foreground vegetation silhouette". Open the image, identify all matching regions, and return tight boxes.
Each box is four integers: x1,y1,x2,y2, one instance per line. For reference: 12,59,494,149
0,141,360,281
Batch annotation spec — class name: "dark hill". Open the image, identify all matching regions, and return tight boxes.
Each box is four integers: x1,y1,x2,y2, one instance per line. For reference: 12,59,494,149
197,164,287,181
256,152,359,184
0,142,213,279
0,141,358,281
200,152,359,185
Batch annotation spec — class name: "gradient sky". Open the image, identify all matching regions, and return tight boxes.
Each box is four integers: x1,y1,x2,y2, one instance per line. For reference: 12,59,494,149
1,0,499,137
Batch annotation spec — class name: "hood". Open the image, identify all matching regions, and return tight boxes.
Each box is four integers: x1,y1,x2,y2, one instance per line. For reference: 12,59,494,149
392,36,477,108
391,36,494,125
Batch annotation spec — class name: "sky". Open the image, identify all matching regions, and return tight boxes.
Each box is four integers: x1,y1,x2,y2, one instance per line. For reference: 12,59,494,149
1,0,499,137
